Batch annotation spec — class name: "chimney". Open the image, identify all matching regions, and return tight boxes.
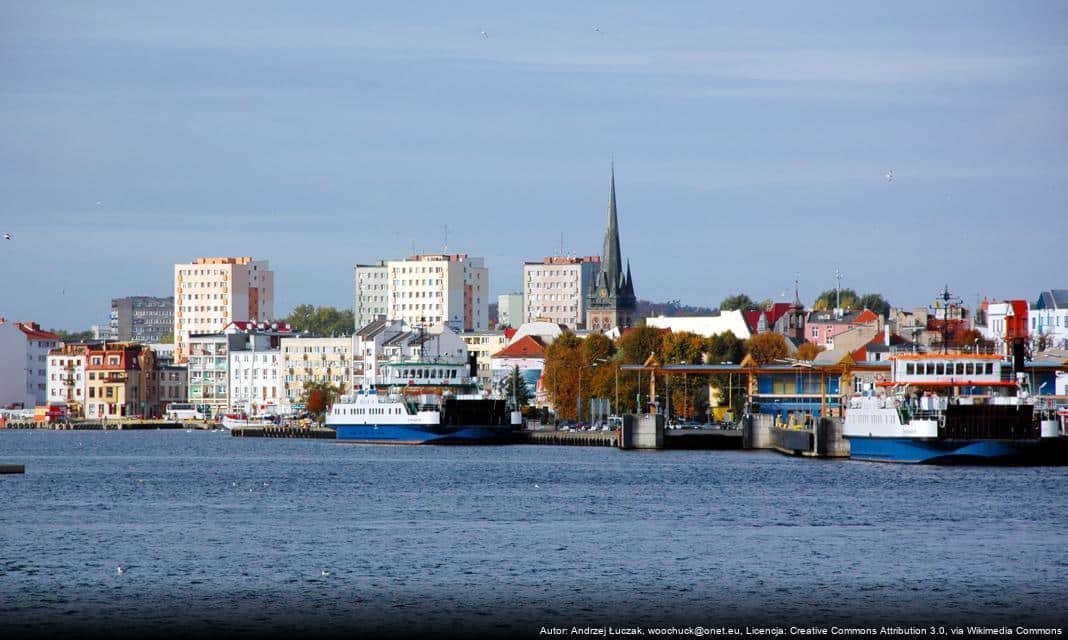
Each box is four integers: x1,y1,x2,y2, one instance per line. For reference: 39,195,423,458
884,325,891,347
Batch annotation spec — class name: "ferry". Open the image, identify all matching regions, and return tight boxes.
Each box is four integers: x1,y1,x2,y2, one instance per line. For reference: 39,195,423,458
324,389,518,444
843,353,1068,464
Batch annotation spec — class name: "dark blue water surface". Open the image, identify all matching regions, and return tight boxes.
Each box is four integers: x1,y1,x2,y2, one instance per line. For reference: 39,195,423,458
1,430,1066,637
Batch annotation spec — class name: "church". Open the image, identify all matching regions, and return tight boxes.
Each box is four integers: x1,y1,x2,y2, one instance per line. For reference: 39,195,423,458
586,165,637,332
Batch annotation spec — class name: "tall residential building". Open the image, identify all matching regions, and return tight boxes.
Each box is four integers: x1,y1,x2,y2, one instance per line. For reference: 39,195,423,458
110,296,174,343
386,254,489,331
586,165,637,332
523,256,599,329
496,293,524,329
354,261,389,330
173,257,274,362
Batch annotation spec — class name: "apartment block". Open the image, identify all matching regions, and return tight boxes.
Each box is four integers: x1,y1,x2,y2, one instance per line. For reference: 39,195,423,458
386,254,488,332
523,256,599,329
110,296,174,343
173,257,274,362
354,261,389,330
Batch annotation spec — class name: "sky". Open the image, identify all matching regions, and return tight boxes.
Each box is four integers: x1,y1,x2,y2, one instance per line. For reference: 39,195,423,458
2,1,1066,331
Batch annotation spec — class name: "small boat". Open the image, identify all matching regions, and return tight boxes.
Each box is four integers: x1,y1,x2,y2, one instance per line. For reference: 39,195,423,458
220,413,274,430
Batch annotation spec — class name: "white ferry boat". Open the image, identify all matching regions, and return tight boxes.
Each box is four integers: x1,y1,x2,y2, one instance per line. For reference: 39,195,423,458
843,353,1067,464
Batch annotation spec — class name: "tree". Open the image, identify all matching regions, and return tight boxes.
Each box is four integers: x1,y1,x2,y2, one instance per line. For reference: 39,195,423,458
719,294,757,311
705,331,746,364
300,380,345,424
661,331,705,365
286,305,356,336
813,288,859,311
794,342,826,361
857,294,891,317
542,332,583,421
504,365,532,407
954,328,994,352
746,332,789,365
615,325,665,364
50,329,95,342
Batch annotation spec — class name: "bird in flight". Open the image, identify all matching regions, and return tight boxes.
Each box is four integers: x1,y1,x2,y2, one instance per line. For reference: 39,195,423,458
3,233,10,240
592,26,602,33
480,29,488,39
885,170,894,182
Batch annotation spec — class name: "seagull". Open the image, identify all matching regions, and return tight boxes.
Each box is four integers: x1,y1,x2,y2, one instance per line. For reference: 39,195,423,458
885,170,894,182
480,29,488,39
534,483,540,489
3,233,10,240
116,565,126,575
592,26,602,33
321,569,331,577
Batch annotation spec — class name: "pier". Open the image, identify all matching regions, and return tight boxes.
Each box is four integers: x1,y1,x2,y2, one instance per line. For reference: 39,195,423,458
518,430,619,447
2,420,185,431
230,426,336,439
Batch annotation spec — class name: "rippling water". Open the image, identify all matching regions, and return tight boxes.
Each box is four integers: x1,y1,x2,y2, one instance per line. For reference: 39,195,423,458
1,430,1065,637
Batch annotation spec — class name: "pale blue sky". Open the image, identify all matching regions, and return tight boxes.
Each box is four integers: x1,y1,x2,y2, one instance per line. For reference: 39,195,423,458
2,1,1066,330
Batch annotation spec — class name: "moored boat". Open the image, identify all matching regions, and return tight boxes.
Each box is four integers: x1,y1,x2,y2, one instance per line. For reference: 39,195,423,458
843,353,1068,464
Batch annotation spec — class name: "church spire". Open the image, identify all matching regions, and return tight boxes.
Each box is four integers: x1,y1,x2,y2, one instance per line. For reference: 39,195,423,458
601,161,623,293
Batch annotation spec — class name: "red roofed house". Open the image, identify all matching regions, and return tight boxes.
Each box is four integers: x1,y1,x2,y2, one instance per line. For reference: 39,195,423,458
0,319,63,408
491,335,547,405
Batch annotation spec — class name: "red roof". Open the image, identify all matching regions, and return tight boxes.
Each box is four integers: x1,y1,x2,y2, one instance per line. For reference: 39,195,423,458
15,322,61,341
503,328,518,340
854,309,879,324
742,303,793,333
492,335,545,359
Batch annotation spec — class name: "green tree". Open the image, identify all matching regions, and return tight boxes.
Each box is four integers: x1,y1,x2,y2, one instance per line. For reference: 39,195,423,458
857,293,892,317
705,331,746,364
286,305,356,336
746,332,789,365
50,329,95,342
813,288,859,311
719,293,757,311
504,365,532,407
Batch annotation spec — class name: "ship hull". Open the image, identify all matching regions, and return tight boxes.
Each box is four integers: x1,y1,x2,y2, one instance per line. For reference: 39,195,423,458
332,423,514,445
847,436,1068,465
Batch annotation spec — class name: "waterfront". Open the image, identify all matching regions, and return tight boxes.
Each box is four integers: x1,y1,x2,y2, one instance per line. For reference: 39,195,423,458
1,431,1066,637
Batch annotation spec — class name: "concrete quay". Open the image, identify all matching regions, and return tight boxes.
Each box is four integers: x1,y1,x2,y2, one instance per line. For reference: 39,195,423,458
231,426,336,439
744,414,850,458
518,430,619,447
2,420,184,431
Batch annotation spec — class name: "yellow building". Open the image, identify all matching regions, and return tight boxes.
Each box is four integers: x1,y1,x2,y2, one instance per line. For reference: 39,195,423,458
85,343,157,419
280,336,355,411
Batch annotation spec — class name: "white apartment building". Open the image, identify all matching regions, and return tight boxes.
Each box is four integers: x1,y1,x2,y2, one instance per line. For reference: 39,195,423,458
386,254,488,332
0,320,63,409
47,346,87,414
228,347,282,415
523,256,600,329
173,256,275,362
354,261,389,331
496,293,524,329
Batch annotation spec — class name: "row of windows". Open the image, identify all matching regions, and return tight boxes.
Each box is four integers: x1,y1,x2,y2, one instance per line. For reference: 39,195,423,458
336,406,404,416
904,362,994,376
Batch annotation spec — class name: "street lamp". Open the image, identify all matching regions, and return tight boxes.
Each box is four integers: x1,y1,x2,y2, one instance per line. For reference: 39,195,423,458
578,359,607,425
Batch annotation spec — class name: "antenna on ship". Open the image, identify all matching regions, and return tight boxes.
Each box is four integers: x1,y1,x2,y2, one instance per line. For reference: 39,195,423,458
931,284,962,354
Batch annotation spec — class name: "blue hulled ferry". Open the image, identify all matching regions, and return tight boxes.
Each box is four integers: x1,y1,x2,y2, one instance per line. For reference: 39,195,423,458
843,353,1067,464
